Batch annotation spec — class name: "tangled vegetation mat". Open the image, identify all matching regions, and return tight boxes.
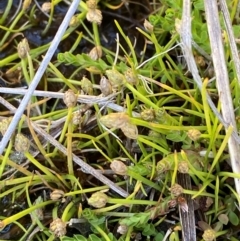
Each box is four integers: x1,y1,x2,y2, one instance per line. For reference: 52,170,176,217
1,0,240,240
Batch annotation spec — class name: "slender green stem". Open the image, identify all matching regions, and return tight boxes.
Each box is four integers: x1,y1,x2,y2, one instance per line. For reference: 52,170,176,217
127,169,162,191
90,223,111,241
0,139,13,178
0,0,13,24
92,22,101,46
108,198,157,205
24,152,60,183
42,0,54,36
0,10,24,47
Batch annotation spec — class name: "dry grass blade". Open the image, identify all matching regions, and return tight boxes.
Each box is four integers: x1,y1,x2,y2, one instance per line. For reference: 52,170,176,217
204,0,240,203
178,174,196,241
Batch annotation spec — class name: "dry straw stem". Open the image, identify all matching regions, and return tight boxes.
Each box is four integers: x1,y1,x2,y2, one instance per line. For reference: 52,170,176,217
0,97,129,198
180,0,240,145
219,0,240,85
0,87,117,104
0,87,141,118
204,1,240,201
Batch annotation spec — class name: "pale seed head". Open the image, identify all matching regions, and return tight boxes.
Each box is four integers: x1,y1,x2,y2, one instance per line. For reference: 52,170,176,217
15,133,30,153
86,9,102,25
30,196,44,221
105,69,125,86
155,108,167,122
41,2,51,13
63,89,77,108
177,161,189,174
156,157,172,174
117,224,128,234
110,160,128,175
148,130,161,139
69,14,80,27
121,122,138,139
140,109,155,121
86,0,97,10
187,129,201,141
72,111,82,125
50,189,65,202
168,199,177,208
81,77,93,95
144,19,153,33
202,229,216,241
50,218,67,237
100,76,113,96
100,112,129,129
89,46,102,60
88,191,109,208
170,183,184,197
18,38,30,59
124,69,138,85
195,55,206,67
22,0,32,10
0,117,13,136
205,197,214,209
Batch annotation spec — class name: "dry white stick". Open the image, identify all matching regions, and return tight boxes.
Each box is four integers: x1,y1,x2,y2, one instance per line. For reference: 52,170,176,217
204,0,240,199
0,87,118,104
219,0,240,85
0,87,140,117
180,0,240,145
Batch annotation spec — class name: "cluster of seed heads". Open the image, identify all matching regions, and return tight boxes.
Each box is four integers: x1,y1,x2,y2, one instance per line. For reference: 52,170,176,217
17,38,30,59
110,160,128,176
14,133,30,153
0,117,12,135
50,218,67,237
86,0,102,24
63,89,77,108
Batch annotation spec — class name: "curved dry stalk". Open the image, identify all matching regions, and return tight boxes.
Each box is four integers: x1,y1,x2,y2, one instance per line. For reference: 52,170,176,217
180,0,240,145
204,0,240,202
0,87,141,118
219,0,240,85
